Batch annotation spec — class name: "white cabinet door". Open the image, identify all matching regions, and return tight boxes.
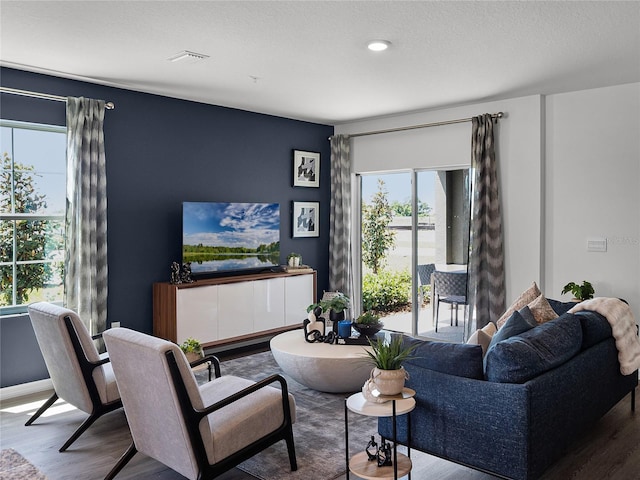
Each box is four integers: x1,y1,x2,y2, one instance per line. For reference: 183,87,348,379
176,286,218,345
253,277,286,331
284,274,314,326
218,282,255,339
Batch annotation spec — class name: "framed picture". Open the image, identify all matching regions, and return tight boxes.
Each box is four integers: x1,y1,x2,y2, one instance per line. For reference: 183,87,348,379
292,201,319,237
293,150,320,188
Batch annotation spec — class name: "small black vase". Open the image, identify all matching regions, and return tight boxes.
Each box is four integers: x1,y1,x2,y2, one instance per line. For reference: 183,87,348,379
330,310,345,334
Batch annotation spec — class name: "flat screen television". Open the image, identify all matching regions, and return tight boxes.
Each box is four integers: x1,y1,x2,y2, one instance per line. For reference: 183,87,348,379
182,201,280,275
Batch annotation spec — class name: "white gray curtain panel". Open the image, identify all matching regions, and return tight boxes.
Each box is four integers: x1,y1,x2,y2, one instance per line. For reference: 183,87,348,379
466,114,505,338
64,97,108,339
328,134,353,300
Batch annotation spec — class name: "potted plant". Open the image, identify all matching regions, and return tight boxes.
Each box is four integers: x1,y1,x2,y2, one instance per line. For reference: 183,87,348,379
353,311,384,338
180,337,203,363
363,335,417,396
306,292,350,320
321,292,350,321
287,252,302,267
561,280,595,301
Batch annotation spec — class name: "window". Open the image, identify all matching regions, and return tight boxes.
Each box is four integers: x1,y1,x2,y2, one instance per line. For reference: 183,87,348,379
0,120,66,314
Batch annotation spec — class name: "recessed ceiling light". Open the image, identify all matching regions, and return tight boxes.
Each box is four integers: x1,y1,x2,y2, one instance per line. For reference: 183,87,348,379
168,50,209,63
367,40,391,52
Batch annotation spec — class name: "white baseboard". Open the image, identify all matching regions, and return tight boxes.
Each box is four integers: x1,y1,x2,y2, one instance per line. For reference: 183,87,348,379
0,378,53,402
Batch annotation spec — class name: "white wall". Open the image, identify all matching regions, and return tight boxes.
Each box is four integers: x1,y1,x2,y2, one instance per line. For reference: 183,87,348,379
336,95,544,307
545,83,640,317
336,83,640,319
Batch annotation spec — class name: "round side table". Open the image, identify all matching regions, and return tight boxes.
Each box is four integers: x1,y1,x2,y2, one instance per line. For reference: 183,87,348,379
345,390,415,480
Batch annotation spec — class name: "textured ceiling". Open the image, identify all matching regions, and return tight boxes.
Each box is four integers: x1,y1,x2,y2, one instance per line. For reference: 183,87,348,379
1,1,639,124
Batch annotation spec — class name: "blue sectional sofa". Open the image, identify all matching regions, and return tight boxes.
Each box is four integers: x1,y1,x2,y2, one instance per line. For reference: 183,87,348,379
379,304,638,480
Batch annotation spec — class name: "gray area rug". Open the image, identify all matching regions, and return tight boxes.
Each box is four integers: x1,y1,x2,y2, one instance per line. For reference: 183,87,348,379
0,449,47,480
196,350,378,480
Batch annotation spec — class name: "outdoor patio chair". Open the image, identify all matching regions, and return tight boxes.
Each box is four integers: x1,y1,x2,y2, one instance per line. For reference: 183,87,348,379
417,263,436,304
26,302,122,452
432,271,468,332
102,328,297,480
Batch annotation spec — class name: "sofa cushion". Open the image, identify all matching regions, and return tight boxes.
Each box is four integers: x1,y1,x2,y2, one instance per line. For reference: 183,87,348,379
485,310,536,371
527,294,559,325
484,314,582,383
403,337,484,380
573,310,612,349
497,281,541,328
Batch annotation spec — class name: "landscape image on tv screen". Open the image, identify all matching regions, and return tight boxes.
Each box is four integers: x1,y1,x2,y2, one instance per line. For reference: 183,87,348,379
182,202,280,274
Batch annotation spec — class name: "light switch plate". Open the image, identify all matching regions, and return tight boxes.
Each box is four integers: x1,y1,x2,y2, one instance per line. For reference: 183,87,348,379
587,237,607,252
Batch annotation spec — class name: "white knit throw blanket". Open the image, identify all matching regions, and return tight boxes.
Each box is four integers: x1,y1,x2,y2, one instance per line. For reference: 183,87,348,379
569,297,640,376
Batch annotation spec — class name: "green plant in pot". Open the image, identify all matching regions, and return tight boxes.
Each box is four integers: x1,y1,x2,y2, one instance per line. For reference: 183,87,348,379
180,337,203,363
307,292,350,334
323,292,350,320
353,311,384,338
363,335,417,396
287,252,302,267
561,280,595,302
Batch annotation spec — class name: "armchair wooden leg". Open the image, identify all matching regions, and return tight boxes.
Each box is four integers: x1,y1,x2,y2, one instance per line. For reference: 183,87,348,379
25,392,58,426
59,411,101,452
285,427,298,471
632,387,636,412
104,443,137,480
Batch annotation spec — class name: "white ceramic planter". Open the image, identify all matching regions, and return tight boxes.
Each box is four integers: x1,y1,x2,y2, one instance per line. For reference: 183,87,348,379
371,367,407,396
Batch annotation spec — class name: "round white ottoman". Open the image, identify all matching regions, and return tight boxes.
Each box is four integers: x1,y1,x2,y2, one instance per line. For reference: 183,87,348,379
270,330,373,393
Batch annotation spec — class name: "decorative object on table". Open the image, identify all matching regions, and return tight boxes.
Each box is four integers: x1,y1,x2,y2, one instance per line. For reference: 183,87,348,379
303,308,326,341
338,320,353,338
363,335,417,396
170,261,181,284
293,150,320,188
377,439,393,467
303,307,337,343
305,328,337,344
292,201,320,238
361,377,390,404
561,280,594,301
307,292,350,334
287,252,302,267
322,291,350,334
180,262,194,283
365,435,378,461
179,337,203,363
353,311,383,338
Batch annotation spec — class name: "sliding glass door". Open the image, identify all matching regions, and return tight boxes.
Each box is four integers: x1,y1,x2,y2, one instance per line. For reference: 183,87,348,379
359,168,469,342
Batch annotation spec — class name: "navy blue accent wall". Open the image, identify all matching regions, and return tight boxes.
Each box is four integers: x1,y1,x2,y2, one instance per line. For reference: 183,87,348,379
1,67,333,387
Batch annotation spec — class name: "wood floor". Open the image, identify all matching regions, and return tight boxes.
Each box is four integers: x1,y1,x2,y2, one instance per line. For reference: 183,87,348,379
1,371,638,480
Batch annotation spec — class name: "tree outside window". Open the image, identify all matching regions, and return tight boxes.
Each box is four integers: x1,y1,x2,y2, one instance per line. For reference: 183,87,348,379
0,122,66,313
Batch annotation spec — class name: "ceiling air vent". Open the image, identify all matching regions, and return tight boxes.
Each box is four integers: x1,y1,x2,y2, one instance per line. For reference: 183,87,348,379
168,50,209,64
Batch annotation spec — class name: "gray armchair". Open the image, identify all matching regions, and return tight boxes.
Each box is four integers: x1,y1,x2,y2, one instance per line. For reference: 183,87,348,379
26,302,122,451
102,328,297,480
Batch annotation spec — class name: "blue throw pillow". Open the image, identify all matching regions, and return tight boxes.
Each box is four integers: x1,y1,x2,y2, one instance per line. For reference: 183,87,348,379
484,314,582,383
402,337,484,380
484,310,536,371
547,298,578,316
